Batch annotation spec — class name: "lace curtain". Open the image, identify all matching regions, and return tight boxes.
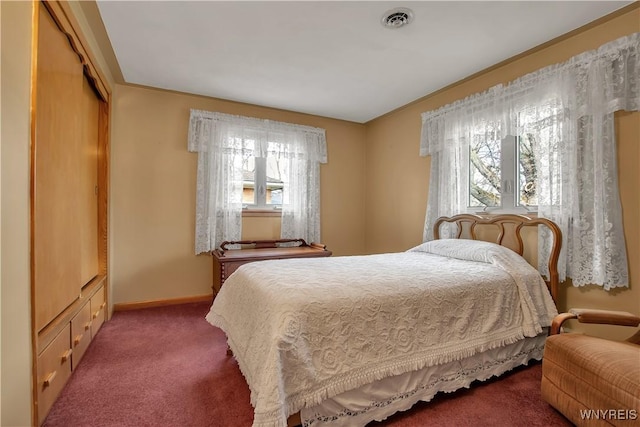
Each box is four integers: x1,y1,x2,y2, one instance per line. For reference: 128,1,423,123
188,110,327,254
420,33,639,290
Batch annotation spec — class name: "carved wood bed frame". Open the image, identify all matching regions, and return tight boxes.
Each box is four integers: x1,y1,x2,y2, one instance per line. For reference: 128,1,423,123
433,214,562,302
281,213,563,427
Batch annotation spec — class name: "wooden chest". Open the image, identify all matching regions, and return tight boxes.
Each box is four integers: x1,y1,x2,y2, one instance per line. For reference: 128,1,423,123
211,239,332,299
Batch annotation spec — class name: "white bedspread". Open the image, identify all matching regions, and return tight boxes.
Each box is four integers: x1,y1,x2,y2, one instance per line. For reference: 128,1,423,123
206,239,558,427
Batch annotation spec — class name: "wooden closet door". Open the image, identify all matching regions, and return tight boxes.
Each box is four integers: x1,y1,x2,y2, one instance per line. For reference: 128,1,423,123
79,78,100,285
33,5,83,331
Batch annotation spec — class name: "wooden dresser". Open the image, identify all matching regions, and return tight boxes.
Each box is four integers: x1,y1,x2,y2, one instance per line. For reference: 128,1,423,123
211,239,332,298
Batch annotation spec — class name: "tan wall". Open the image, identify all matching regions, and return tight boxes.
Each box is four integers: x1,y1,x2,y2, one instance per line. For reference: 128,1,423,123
364,7,640,340
1,2,35,425
111,85,366,304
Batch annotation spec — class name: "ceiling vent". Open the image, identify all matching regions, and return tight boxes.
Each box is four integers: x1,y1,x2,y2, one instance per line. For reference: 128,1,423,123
381,7,414,29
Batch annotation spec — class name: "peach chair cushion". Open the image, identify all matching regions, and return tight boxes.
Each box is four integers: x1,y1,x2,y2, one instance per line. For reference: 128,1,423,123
542,333,639,426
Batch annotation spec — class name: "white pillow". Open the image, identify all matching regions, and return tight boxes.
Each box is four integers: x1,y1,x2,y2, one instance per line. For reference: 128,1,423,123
408,238,520,264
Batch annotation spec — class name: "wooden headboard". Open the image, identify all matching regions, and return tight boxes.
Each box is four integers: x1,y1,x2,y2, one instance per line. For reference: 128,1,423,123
433,214,562,303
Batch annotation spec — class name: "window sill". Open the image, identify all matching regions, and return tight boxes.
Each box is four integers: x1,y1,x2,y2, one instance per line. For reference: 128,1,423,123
242,209,282,218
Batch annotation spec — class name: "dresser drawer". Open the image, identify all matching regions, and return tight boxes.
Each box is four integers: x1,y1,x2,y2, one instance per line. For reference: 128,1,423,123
71,301,92,370
90,288,106,337
37,324,72,422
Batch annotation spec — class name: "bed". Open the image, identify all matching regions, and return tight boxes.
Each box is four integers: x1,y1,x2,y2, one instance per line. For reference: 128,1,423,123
206,214,562,427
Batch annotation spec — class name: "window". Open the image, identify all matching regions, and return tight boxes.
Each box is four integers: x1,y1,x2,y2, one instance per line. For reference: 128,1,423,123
188,109,327,253
420,33,637,290
468,133,537,212
242,149,287,209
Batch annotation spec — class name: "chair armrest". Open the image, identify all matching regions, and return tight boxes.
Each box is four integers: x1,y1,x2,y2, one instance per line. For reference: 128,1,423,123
570,308,640,326
550,308,640,335
550,312,578,335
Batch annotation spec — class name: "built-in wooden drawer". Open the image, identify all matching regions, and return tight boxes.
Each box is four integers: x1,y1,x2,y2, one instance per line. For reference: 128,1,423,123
37,324,72,423
90,287,106,337
70,301,92,370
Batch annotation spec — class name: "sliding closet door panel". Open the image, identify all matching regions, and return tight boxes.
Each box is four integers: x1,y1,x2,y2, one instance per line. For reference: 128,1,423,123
34,5,83,331
79,77,100,286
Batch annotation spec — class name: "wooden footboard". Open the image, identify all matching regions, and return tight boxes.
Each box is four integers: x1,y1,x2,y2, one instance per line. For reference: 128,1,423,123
433,214,562,302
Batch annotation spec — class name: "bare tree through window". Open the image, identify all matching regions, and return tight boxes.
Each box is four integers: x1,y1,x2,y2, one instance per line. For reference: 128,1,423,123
469,131,538,209
518,133,538,207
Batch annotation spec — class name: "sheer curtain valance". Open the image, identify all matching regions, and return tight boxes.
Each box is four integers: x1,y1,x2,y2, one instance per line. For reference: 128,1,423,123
188,110,327,254
420,33,639,290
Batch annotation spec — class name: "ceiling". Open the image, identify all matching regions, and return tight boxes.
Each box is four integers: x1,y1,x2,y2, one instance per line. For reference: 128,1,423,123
96,1,632,123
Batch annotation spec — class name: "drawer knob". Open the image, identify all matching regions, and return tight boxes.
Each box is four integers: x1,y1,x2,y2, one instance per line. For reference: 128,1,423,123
74,334,83,346
85,322,91,331
61,349,73,363
43,371,57,388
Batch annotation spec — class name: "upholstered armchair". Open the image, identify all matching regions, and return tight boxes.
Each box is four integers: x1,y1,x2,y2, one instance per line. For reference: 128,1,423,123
541,309,640,426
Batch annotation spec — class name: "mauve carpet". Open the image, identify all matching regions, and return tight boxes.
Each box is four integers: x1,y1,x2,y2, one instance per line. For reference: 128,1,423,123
44,302,571,427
